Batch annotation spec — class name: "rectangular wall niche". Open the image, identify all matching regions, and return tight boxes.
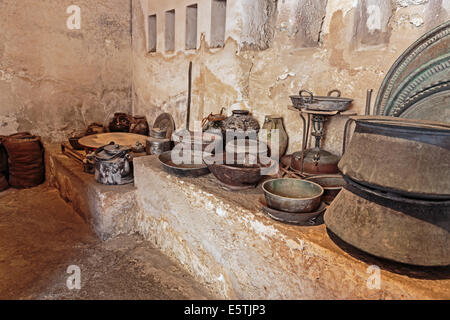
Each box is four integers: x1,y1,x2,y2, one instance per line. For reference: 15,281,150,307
148,15,157,52
210,0,227,48
186,4,198,50
165,9,175,51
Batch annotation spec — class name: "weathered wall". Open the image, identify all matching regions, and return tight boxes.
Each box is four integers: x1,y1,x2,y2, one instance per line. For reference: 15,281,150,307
132,0,449,155
0,0,132,142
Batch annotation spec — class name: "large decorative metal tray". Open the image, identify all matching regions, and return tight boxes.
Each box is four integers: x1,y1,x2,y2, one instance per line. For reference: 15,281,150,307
374,20,450,122
78,133,148,150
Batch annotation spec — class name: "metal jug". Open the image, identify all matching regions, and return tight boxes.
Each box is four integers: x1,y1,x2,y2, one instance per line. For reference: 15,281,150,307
93,142,133,185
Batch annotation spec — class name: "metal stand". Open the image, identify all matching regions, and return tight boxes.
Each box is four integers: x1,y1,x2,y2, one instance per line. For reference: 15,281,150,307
295,108,356,176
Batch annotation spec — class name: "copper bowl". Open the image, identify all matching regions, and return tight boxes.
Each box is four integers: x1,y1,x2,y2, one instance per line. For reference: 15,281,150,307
305,174,346,204
262,178,323,213
203,153,270,189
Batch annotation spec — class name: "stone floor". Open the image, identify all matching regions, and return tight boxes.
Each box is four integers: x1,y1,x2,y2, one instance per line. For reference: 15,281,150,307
0,185,211,300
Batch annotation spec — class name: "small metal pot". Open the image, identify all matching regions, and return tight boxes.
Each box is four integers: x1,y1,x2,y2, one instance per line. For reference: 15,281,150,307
146,137,172,155
93,143,133,185
291,149,340,174
262,178,323,213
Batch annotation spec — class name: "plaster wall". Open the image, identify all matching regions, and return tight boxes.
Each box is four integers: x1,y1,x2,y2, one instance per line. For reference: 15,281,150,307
132,0,449,155
0,0,132,142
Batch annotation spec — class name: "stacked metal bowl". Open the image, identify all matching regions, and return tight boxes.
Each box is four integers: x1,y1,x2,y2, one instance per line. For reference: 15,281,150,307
324,116,450,266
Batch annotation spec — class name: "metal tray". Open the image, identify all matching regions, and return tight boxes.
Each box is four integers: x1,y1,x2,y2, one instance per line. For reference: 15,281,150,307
374,20,450,121
260,199,326,226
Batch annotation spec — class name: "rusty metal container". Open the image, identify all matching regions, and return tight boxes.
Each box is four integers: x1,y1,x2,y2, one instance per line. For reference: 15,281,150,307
324,182,450,266
339,116,450,199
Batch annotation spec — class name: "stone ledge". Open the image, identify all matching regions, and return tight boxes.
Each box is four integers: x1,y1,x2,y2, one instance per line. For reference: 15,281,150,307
133,155,450,300
45,144,137,240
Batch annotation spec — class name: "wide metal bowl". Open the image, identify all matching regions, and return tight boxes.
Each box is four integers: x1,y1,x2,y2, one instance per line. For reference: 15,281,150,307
262,179,323,213
159,151,210,178
305,174,346,204
204,153,269,189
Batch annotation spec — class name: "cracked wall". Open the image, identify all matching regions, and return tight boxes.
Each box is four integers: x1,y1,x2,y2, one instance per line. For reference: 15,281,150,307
0,0,132,141
132,0,449,156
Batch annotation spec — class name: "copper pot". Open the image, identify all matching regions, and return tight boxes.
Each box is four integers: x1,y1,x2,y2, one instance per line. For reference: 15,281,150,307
339,116,450,199
325,183,450,266
291,149,339,174
130,115,150,136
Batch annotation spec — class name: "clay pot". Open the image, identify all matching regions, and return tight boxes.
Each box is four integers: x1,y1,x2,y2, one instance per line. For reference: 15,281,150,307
0,136,8,174
262,116,288,158
0,137,8,191
109,113,133,133
222,110,260,135
130,115,150,136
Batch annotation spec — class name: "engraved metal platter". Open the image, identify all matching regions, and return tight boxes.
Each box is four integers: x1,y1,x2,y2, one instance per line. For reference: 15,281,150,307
78,133,148,150
374,20,450,122
152,113,175,140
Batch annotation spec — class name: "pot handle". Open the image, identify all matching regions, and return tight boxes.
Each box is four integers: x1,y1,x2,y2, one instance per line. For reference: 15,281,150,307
327,89,341,97
299,90,314,103
342,118,355,155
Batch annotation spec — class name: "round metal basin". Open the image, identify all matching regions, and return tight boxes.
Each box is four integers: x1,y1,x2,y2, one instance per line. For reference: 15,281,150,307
305,174,346,204
262,178,323,213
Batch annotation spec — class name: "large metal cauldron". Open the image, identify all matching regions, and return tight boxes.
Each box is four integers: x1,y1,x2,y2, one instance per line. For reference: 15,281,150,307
325,181,450,266
339,116,450,199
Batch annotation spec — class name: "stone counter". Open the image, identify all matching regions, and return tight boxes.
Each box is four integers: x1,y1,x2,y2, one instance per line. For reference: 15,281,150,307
45,144,137,240
133,155,450,300
45,145,450,299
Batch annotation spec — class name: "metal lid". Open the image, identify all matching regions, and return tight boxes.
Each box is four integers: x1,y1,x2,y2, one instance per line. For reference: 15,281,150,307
103,143,130,155
95,142,131,161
